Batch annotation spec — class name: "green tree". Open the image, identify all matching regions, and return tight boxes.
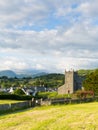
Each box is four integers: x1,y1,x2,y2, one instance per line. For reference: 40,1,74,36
83,69,98,95
14,88,25,95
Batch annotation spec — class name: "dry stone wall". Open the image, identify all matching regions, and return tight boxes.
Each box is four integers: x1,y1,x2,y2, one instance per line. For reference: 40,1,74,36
0,101,33,112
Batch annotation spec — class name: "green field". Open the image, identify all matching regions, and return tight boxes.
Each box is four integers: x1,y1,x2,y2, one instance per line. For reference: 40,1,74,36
0,102,98,130
0,100,24,104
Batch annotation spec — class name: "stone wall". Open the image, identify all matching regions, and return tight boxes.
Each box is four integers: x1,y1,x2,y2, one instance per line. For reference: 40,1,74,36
40,99,51,106
58,84,66,95
0,101,33,112
0,104,10,111
39,97,96,106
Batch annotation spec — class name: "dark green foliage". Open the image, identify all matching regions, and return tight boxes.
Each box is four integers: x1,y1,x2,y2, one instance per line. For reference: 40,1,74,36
14,88,25,95
0,93,32,100
0,73,64,89
0,91,7,95
83,69,98,95
33,73,65,88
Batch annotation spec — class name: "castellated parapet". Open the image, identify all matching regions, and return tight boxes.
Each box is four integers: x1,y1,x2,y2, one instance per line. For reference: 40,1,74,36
58,70,82,94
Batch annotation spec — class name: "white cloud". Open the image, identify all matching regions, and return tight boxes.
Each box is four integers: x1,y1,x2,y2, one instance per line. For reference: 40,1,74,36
77,1,98,17
0,0,98,72
0,57,28,70
0,0,50,28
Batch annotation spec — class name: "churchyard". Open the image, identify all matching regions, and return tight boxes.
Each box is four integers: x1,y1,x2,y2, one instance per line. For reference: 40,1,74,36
0,102,98,130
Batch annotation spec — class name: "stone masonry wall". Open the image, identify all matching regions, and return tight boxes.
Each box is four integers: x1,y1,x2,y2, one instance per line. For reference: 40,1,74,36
0,101,33,112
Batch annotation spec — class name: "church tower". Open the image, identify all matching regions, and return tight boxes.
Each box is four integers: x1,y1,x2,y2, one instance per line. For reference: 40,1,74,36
58,69,82,94
65,70,74,94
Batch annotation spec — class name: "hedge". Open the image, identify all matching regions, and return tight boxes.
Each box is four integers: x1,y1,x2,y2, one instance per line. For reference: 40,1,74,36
0,93,33,100
35,92,72,100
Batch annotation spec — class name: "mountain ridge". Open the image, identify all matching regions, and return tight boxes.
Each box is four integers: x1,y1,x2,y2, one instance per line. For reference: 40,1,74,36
0,68,97,78
0,70,47,78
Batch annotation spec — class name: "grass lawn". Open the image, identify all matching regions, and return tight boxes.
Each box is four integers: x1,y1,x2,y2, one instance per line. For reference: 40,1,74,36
0,102,98,130
0,100,24,104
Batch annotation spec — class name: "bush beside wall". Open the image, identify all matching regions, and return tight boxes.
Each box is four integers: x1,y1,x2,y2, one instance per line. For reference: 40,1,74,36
0,93,33,100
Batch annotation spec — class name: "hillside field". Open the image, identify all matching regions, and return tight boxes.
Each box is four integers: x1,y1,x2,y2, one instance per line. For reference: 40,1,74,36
0,102,98,130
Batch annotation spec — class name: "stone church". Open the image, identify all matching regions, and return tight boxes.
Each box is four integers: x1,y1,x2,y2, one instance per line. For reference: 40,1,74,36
58,70,82,94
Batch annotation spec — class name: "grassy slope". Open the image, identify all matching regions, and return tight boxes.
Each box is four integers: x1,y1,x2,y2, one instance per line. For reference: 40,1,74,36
0,100,24,104
0,102,98,130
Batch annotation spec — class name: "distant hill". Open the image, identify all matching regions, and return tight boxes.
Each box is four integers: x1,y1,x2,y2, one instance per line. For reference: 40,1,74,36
0,68,97,78
16,69,48,78
0,70,47,78
17,72,47,78
0,70,17,78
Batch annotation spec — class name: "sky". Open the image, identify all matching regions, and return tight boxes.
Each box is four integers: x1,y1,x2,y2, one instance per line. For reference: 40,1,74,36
0,0,98,73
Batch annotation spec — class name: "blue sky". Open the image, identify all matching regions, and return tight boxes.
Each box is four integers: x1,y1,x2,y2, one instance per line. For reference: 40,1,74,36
0,0,98,73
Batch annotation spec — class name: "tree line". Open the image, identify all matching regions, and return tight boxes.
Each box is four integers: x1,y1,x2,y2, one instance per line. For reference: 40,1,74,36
0,74,65,89
0,69,98,95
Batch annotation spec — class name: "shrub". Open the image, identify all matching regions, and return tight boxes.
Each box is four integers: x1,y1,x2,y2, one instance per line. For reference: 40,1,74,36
0,93,32,100
54,94,71,99
35,92,50,99
14,88,25,95
36,92,72,99
48,92,58,99
75,90,82,98
75,90,94,99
